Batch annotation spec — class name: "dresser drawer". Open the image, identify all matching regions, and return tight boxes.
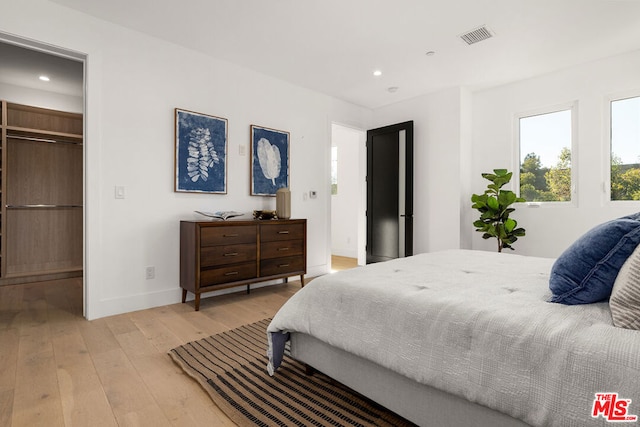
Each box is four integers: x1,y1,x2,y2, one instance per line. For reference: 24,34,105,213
201,243,257,267
260,255,305,277
201,225,257,246
200,262,257,286
261,239,304,260
260,223,304,242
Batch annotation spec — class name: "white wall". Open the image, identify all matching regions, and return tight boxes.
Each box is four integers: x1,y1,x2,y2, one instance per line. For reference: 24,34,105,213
372,49,640,260
7,1,640,319
1,0,372,319
330,124,364,259
0,82,83,113
471,49,640,258
372,87,472,254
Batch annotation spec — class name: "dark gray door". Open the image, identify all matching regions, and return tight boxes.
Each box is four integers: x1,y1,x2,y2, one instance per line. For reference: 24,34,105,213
366,121,413,264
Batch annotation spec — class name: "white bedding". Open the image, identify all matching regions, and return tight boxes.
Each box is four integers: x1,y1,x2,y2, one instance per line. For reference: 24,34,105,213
267,249,640,427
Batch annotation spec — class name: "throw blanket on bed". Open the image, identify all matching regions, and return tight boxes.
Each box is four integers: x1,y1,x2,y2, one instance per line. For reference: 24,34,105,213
267,250,640,427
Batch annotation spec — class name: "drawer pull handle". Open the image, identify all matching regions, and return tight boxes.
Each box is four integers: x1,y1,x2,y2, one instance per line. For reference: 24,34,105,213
224,252,239,257
223,233,239,237
278,247,289,251
225,271,239,276
278,231,290,234
278,264,290,268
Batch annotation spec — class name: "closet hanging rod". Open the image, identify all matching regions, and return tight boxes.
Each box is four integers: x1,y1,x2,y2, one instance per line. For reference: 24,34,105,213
6,204,83,209
6,134,82,145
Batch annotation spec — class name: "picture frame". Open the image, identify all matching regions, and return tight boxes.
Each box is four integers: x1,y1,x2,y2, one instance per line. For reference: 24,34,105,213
250,124,290,196
174,108,228,194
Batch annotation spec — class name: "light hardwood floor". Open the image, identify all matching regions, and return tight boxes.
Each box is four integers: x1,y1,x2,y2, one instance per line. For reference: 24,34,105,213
331,255,358,271
0,278,301,427
0,257,357,427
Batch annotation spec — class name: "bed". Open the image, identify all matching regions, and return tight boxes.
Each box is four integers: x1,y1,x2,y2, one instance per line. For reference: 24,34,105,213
267,249,640,427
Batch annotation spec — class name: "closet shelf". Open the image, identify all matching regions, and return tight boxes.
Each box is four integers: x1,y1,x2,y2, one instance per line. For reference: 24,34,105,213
6,204,83,209
6,126,82,142
7,134,82,146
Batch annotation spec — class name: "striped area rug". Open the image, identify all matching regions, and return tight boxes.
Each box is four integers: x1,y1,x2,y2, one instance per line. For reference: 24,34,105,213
169,318,414,426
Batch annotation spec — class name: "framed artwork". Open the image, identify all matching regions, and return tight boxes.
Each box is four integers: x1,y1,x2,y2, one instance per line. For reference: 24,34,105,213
250,125,290,196
175,108,228,194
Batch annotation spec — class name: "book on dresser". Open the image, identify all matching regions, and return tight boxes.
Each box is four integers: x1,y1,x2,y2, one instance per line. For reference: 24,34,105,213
179,218,307,311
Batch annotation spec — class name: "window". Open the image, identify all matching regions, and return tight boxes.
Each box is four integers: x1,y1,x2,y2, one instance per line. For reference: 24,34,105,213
331,146,338,195
517,106,575,203
610,95,640,201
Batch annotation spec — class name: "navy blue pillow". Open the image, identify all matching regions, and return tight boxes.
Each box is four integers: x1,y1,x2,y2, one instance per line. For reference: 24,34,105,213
549,213,640,305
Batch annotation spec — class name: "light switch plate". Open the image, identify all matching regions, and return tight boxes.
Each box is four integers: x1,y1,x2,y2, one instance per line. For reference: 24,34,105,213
115,186,125,199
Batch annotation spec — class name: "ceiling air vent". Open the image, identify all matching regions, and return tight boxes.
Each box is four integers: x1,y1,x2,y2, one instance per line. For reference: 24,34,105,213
459,25,494,45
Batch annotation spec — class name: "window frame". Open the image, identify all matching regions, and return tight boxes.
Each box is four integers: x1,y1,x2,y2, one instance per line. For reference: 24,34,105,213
604,90,640,205
513,101,578,208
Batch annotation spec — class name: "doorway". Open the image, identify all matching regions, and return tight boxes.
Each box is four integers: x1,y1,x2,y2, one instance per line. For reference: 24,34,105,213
366,121,413,264
0,35,86,315
330,124,366,267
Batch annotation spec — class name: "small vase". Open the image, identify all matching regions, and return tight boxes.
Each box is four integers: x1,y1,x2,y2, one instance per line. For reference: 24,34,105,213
276,187,291,219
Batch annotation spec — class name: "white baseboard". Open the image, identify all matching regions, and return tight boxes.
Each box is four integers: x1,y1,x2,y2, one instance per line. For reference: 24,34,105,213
87,263,330,320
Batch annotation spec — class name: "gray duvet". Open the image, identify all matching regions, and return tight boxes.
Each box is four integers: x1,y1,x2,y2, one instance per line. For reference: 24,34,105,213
267,250,640,427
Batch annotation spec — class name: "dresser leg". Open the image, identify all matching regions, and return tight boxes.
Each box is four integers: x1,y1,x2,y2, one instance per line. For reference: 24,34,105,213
195,294,201,311
181,289,187,303
300,274,305,287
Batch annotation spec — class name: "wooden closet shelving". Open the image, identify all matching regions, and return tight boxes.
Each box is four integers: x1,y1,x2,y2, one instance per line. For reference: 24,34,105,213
0,101,83,285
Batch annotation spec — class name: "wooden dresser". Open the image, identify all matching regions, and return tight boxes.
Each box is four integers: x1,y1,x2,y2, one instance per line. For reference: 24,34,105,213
180,218,306,310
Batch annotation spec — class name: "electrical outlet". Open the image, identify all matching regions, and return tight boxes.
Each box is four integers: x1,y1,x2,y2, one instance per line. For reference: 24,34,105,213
145,266,155,279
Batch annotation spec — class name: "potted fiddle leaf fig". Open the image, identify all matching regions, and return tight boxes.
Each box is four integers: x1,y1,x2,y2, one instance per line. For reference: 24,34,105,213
471,169,526,252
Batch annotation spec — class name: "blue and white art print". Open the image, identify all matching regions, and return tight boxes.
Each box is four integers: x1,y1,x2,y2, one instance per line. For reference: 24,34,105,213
250,125,290,196
175,108,227,194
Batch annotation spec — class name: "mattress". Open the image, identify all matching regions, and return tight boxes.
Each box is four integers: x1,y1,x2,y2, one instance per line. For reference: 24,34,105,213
268,249,640,426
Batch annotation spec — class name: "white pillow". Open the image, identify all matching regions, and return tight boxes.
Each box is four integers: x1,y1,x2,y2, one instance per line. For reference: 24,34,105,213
610,244,640,330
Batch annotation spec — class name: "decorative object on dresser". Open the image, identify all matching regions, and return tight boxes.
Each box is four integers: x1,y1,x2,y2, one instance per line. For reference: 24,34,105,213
250,125,289,196
180,218,306,310
194,210,244,220
252,210,276,220
275,187,291,219
174,108,228,194
0,100,83,285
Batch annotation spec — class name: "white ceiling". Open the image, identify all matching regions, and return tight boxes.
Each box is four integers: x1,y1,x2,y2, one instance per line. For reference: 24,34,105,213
0,41,83,97
11,0,640,108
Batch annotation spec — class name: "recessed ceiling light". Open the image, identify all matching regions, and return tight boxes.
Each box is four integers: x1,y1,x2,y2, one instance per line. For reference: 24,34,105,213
373,70,382,77
39,75,50,82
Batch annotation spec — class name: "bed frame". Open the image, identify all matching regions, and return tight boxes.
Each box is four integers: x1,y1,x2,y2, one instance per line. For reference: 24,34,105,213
291,333,530,427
